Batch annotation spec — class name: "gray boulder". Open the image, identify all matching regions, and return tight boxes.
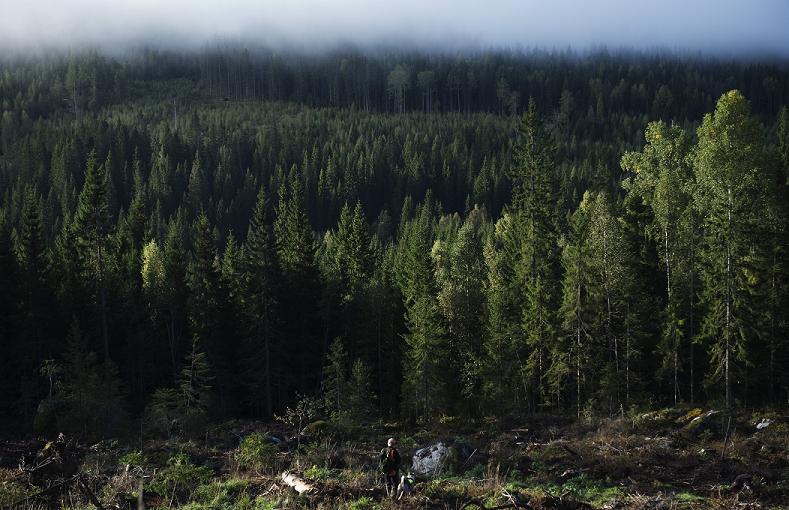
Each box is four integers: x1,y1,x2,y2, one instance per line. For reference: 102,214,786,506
685,410,720,438
412,442,452,475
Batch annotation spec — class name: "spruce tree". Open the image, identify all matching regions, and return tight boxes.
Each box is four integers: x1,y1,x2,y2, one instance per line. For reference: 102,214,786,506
400,205,447,422
274,172,320,395
778,106,789,184
0,213,20,421
481,212,524,417
348,359,375,422
71,150,113,362
331,201,374,362
15,186,51,369
187,151,206,213
557,195,594,417
509,98,560,409
322,337,348,419
367,244,404,416
179,339,213,421
434,207,487,410
187,211,226,413
241,187,279,417
163,214,188,379
58,319,126,438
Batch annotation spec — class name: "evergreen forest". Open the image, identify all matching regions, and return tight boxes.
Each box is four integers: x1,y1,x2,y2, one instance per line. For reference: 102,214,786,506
1,48,788,442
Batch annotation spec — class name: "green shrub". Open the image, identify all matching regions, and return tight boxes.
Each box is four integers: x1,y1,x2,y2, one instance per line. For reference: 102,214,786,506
347,495,380,510
510,474,625,507
118,450,148,468
145,387,182,438
304,464,341,481
250,495,279,510
190,478,249,509
438,415,460,428
302,419,333,437
0,481,33,507
235,432,278,473
149,453,212,504
465,463,486,479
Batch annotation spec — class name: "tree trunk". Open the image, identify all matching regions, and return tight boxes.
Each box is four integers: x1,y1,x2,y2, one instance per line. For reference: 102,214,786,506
97,234,109,363
264,314,273,418
576,255,582,419
725,187,732,408
665,227,678,405
689,209,695,404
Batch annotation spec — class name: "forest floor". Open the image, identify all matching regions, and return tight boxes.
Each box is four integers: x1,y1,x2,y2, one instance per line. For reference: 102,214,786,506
0,408,787,509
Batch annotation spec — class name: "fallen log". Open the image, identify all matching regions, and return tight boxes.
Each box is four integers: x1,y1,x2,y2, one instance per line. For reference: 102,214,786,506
281,471,315,494
76,473,104,510
458,500,522,510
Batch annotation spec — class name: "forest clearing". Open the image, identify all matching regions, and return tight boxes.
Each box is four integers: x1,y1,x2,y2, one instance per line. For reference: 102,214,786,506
1,408,788,509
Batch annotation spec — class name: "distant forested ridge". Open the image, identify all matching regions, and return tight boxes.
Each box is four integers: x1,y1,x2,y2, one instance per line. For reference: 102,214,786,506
0,48,787,437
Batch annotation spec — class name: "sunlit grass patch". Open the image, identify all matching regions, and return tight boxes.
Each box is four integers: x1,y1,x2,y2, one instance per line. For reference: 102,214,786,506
508,474,627,508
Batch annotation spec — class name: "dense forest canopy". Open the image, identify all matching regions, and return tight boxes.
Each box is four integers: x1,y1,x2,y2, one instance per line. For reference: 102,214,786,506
0,47,788,438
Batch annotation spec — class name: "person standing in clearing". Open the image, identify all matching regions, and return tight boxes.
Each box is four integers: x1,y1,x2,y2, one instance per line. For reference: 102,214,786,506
379,437,402,496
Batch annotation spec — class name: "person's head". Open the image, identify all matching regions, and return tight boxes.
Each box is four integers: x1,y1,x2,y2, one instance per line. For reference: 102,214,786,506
387,437,397,447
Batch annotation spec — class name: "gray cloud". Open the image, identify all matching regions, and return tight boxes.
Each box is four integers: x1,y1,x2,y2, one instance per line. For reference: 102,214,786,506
1,0,787,55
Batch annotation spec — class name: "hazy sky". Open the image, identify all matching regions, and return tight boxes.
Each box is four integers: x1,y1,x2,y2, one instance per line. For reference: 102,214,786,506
2,0,788,55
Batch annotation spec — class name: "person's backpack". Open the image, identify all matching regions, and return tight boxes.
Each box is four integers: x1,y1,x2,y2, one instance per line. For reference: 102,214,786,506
380,447,399,472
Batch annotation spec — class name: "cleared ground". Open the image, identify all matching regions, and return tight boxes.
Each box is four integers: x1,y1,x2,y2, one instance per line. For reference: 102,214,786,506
1,408,787,509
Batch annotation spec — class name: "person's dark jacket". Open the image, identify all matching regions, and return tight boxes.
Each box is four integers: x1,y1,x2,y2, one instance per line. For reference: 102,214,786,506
379,446,401,475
